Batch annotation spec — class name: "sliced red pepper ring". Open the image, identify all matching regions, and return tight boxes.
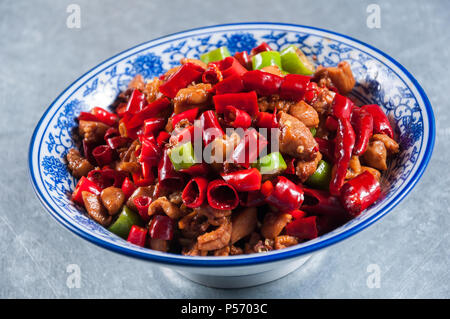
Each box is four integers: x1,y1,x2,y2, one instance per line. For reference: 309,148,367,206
143,118,166,136
92,145,115,166
159,62,204,98
127,225,148,247
234,51,252,70
288,209,307,220
255,111,278,128
125,98,170,129
215,56,248,79
179,163,211,176
339,171,381,217
223,105,252,129
202,63,223,85
158,148,186,191
250,42,272,56
279,74,311,101
107,136,130,149
92,107,119,126
78,111,99,122
285,216,318,240
133,196,152,222
301,187,346,216
88,168,127,189
182,177,208,208
220,168,262,192
126,89,147,115
156,131,171,147
230,129,268,168
206,179,239,210
149,215,174,240
200,110,224,146
261,176,304,213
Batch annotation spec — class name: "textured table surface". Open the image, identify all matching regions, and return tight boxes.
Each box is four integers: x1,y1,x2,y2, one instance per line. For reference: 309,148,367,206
1,0,449,298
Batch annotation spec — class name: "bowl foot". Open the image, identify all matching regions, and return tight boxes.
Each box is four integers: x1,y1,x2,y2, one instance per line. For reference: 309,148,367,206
176,256,311,288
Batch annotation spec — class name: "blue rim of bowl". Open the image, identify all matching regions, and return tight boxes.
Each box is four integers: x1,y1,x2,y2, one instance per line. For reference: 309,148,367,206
28,22,435,267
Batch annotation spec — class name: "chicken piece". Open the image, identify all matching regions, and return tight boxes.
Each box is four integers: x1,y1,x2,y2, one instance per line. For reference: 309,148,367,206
149,238,169,252
288,100,319,128
274,235,299,250
81,191,112,227
173,83,212,114
371,134,399,154
258,95,293,113
100,187,125,215
197,217,232,251
362,140,387,171
261,212,292,240
178,211,209,239
66,148,94,178
128,74,145,91
345,155,362,180
314,61,355,95
182,242,208,256
126,186,155,211
208,132,240,165
278,111,318,160
230,245,244,255
195,205,232,227
261,65,284,76
168,191,183,206
143,77,163,103
252,239,275,253
213,246,230,256
231,207,257,244
296,152,322,182
309,86,336,115
180,58,207,69
148,196,183,220
360,166,381,181
78,120,110,144
162,66,180,81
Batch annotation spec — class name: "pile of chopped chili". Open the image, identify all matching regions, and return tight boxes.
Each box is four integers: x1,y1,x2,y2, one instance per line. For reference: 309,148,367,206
67,42,399,256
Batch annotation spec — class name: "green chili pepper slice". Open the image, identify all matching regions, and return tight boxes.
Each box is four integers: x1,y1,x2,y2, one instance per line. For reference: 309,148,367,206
306,160,332,190
108,205,143,239
254,152,287,175
280,45,315,75
169,141,197,171
200,46,231,64
310,127,317,137
252,51,283,70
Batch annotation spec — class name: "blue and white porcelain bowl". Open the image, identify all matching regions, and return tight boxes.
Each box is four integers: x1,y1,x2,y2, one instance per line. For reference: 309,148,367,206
29,23,435,288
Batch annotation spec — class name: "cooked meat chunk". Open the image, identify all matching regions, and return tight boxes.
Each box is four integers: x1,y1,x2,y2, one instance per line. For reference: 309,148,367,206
345,155,362,180
230,245,244,255
231,207,257,244
261,212,292,240
362,140,387,171
372,134,399,154
274,235,299,250
182,242,208,256
209,132,240,165
66,148,93,178
128,74,145,91
180,58,207,69
288,100,320,128
143,77,163,103
78,120,110,144
173,83,212,114
314,61,355,95
213,246,230,256
296,152,322,182
168,191,183,205
309,87,335,115
81,191,112,227
149,238,169,252
148,196,183,220
195,206,232,226
278,111,318,160
100,187,125,215
178,211,209,239
126,186,155,211
258,95,293,113
197,217,232,251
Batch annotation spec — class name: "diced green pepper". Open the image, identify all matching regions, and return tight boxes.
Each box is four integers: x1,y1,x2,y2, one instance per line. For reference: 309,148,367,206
252,51,283,70
108,205,143,239
280,45,315,75
306,160,332,190
254,152,287,175
169,141,197,171
200,46,231,64
310,127,317,137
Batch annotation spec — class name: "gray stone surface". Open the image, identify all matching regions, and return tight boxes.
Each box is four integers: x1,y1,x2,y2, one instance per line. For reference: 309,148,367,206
0,0,449,298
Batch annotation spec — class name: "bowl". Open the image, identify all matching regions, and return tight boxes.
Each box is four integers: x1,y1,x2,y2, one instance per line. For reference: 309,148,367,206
29,23,435,288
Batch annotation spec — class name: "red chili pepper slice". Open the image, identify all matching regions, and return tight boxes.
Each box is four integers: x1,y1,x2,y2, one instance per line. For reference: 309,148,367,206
361,104,394,138
133,196,152,222
182,177,208,208
285,216,318,240
125,89,147,115
339,171,381,217
206,179,239,210
223,105,252,129
234,51,252,70
221,168,262,192
92,145,115,166
330,94,354,120
213,91,259,116
127,225,148,247
230,129,268,168
121,177,137,200
143,118,166,136
200,110,224,145
215,56,248,79
250,42,272,55
149,215,174,240
171,108,199,127
125,98,170,129
213,74,244,95
279,74,311,101
92,107,119,126
261,176,304,212
159,62,204,98
72,176,102,206
255,110,278,128
241,70,283,96
351,107,374,155
158,149,186,190
301,187,346,216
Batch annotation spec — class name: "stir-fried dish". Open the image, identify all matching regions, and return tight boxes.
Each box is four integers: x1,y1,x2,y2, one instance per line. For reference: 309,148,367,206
67,42,399,256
